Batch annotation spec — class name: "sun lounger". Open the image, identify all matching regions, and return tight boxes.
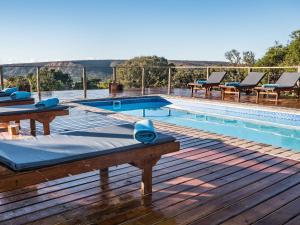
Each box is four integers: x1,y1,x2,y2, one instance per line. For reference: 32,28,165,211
219,72,265,102
0,104,69,135
0,96,34,106
188,72,227,97
0,124,180,203
254,72,300,103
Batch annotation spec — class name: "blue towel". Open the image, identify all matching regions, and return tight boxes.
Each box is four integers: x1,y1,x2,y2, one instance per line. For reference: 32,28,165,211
262,84,279,88
197,80,207,84
10,91,31,100
225,82,240,87
35,98,59,109
4,87,18,95
134,119,157,144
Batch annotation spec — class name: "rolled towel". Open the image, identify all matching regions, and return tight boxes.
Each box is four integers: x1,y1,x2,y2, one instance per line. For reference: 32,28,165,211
3,87,18,95
262,84,279,88
134,119,157,144
10,91,31,100
35,98,59,109
197,79,207,84
225,82,240,87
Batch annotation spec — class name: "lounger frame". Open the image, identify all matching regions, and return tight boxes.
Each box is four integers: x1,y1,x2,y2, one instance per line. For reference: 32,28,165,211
188,83,220,97
219,72,266,102
0,107,69,135
188,72,227,97
220,85,255,102
0,140,180,205
254,87,300,104
0,98,34,107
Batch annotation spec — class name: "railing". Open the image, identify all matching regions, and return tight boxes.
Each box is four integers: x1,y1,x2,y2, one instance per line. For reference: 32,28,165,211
0,64,299,101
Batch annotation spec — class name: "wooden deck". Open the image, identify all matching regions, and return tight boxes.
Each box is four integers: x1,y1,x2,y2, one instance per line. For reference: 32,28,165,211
0,106,300,225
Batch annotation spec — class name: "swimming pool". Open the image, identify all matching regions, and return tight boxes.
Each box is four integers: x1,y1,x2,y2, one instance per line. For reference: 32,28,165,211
81,96,300,151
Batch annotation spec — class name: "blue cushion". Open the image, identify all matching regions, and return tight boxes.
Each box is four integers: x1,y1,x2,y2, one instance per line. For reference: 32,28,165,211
4,87,18,95
225,82,240,87
35,98,59,109
262,84,280,88
0,124,175,171
134,119,157,144
197,80,207,84
10,91,31,100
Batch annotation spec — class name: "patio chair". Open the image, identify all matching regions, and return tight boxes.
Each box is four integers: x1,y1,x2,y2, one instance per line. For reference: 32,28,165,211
0,124,180,204
188,71,227,97
0,104,69,135
254,72,300,103
219,72,266,102
0,96,34,106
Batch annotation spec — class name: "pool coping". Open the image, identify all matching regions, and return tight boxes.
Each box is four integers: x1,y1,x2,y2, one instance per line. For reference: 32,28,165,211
67,96,300,162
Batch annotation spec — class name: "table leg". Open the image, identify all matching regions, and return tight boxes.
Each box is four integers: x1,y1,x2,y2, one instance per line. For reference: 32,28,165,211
43,122,50,135
100,168,109,191
141,164,153,206
30,119,36,136
15,120,21,129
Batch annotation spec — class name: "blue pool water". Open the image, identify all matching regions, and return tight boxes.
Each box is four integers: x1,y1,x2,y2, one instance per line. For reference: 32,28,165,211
81,97,300,151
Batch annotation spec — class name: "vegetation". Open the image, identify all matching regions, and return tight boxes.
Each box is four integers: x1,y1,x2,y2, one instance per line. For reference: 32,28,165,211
117,56,175,88
4,76,31,91
26,69,73,91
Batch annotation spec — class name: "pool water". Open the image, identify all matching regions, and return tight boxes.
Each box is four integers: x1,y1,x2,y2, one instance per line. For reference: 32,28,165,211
82,97,300,151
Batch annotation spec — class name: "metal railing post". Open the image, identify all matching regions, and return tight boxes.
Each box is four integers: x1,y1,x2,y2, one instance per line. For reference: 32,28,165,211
36,66,41,101
0,66,3,89
112,67,117,82
82,67,87,99
167,67,172,95
206,67,210,79
141,67,145,95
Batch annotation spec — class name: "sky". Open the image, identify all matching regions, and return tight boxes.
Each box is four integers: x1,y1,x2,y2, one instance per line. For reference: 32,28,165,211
0,0,300,64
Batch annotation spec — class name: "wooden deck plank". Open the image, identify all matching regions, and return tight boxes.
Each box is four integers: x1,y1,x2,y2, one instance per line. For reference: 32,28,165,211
110,157,294,225
249,196,300,225
188,171,300,225
221,183,300,225
284,213,300,225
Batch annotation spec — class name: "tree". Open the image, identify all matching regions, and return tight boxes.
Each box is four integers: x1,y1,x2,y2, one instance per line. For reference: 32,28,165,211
255,42,287,66
242,51,256,65
173,69,205,88
117,56,173,88
26,68,74,91
283,30,300,65
225,49,242,65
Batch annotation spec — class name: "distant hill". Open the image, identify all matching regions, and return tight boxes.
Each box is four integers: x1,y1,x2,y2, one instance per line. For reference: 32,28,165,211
2,59,228,81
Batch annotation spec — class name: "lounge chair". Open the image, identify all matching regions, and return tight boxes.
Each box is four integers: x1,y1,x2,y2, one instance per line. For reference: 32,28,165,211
254,72,300,103
0,124,180,204
0,104,69,135
188,72,227,97
219,72,266,102
0,96,34,106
